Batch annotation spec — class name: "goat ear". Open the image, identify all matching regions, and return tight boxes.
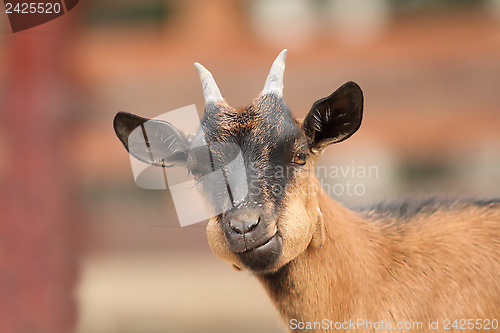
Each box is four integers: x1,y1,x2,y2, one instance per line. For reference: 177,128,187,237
113,111,192,168
302,82,363,152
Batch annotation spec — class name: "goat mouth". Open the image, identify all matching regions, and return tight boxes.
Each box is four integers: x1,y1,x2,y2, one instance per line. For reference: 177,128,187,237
236,232,282,273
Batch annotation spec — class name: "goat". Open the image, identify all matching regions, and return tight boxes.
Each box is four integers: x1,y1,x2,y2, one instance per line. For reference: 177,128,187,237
113,50,500,332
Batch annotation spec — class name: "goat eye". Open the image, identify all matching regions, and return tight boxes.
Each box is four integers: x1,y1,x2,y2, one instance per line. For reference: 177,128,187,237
292,153,307,166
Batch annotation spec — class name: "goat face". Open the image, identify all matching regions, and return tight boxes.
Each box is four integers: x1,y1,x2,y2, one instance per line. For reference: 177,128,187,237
113,50,363,274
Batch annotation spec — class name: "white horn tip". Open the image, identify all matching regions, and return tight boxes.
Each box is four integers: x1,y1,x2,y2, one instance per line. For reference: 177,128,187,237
193,62,205,73
278,48,288,61
262,49,288,97
194,62,223,103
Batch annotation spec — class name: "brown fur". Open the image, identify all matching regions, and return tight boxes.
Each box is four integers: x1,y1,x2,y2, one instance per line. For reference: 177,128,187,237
253,172,500,332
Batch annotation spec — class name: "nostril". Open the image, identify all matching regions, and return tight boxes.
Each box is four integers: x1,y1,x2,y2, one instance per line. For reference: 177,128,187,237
229,216,260,234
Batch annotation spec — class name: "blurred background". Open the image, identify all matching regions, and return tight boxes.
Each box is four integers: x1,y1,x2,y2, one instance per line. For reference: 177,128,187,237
1,0,500,332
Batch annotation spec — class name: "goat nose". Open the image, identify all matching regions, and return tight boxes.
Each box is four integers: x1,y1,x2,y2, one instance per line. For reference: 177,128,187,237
228,211,260,234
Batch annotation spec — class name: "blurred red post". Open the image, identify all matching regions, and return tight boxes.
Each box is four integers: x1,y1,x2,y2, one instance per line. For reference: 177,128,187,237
0,15,78,333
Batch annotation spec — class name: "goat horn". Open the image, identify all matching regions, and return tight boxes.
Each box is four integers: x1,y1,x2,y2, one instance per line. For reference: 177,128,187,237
194,62,224,104
262,49,287,97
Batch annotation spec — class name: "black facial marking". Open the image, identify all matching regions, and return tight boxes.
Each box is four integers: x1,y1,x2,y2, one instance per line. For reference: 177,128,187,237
190,95,306,211
189,95,308,272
